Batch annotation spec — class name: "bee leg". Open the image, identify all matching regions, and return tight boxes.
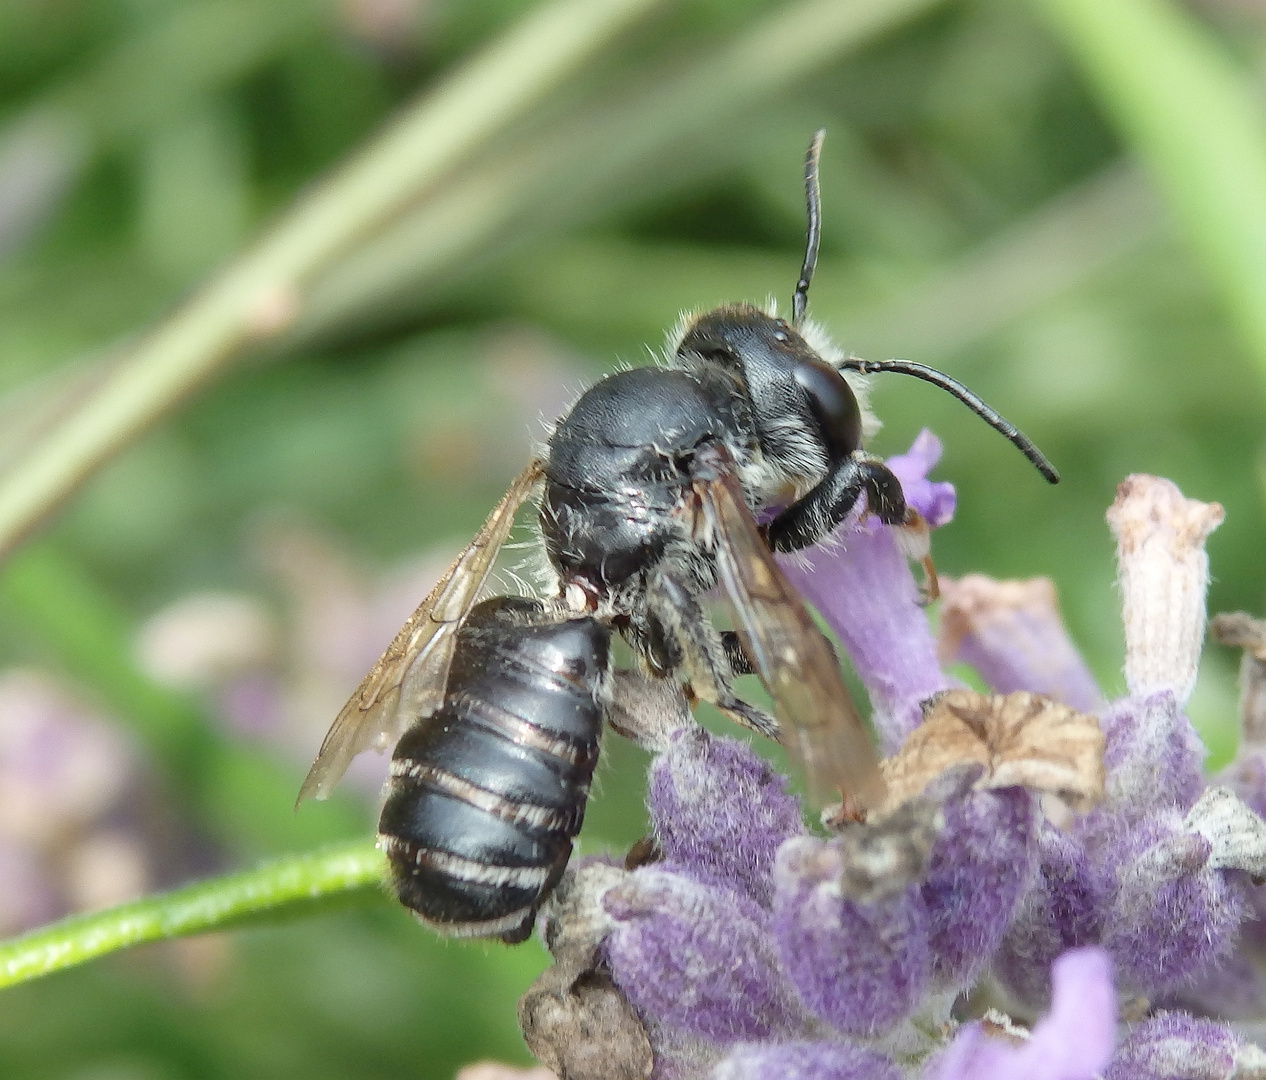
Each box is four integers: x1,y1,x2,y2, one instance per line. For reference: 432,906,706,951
604,669,693,751
719,630,755,676
764,454,907,553
644,569,779,741
723,627,843,674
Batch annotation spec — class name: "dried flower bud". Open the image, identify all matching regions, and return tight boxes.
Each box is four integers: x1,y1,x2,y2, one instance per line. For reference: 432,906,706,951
880,690,1104,813
603,869,805,1045
772,836,931,1035
519,966,652,1080
1107,475,1223,704
938,576,1103,714
778,431,955,754
1211,612,1266,748
714,1040,901,1080
837,791,947,903
538,862,626,971
647,728,803,908
1185,786,1266,878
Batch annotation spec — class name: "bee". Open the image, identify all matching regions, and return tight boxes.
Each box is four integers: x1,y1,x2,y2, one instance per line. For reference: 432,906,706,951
298,132,1058,930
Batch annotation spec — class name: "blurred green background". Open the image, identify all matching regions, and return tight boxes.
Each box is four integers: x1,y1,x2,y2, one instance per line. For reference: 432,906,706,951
0,0,1264,1076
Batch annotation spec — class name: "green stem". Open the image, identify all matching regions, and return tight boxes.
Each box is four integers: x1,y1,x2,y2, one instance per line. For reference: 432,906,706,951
0,0,665,560
0,840,386,990
300,0,951,338
1034,0,1266,376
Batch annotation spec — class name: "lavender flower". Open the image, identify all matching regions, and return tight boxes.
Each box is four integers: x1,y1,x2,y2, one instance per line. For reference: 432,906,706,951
771,835,930,1034
648,725,803,908
994,819,1107,1007
1104,1012,1266,1080
929,948,1116,1080
922,786,1038,987
938,575,1103,713
521,460,1266,1080
777,429,955,754
1098,805,1246,992
603,868,805,1045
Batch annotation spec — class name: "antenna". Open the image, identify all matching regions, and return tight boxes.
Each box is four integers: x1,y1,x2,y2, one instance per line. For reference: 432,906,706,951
838,357,1060,484
792,129,825,328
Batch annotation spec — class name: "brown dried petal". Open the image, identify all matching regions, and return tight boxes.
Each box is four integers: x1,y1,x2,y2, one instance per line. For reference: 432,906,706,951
519,967,653,1080
879,690,1104,815
1211,612,1266,747
879,698,991,811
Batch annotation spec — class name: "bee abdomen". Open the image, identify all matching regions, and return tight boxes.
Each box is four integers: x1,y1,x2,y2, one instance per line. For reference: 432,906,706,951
378,633,604,945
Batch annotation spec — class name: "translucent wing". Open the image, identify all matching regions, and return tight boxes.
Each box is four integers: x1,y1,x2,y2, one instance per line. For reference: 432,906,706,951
690,446,885,810
297,461,544,804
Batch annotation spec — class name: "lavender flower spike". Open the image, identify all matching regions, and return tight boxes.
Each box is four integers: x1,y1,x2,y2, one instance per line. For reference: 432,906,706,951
778,429,955,754
927,947,1116,1080
937,575,1103,714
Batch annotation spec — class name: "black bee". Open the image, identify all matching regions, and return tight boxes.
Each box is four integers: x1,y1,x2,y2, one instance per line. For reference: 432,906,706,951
299,133,1057,925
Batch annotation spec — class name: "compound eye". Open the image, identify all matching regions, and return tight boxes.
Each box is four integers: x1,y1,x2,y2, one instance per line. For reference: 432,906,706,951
793,357,862,463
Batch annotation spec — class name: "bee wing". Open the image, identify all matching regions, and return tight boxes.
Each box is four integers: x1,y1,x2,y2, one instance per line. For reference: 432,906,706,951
297,460,545,805
691,448,885,810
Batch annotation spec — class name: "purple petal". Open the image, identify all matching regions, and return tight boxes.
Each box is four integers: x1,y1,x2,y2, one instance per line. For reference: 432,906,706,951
648,728,803,908
994,821,1107,1009
923,788,1039,989
776,431,955,754
884,429,957,529
928,948,1115,1080
772,836,930,1035
603,868,804,1045
937,576,1103,713
714,1040,901,1080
